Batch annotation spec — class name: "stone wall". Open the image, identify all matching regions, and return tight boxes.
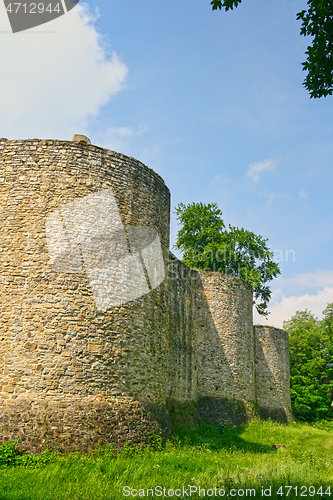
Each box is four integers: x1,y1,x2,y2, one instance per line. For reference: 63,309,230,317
254,325,293,422
0,395,162,454
167,254,198,403
165,260,259,426
0,138,293,452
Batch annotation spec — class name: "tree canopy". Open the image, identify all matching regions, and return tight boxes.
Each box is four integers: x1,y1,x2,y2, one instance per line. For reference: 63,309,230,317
210,0,333,98
284,305,333,421
174,202,281,316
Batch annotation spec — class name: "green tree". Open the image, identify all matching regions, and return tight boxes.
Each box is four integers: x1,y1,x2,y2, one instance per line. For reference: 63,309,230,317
322,302,333,335
210,0,333,98
283,305,333,421
174,202,281,316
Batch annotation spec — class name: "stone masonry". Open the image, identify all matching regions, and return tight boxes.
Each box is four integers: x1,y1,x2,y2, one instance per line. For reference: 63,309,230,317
0,138,293,452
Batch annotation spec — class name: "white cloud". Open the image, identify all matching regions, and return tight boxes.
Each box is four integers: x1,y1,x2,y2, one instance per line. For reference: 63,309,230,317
93,126,148,153
257,190,288,207
275,270,333,289
266,192,285,206
0,3,128,139
254,286,333,329
299,190,309,199
246,159,277,183
210,174,229,187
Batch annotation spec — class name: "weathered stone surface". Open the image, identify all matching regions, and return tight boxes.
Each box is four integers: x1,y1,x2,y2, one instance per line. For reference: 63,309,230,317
254,325,293,422
197,272,255,404
0,395,164,454
0,138,293,452
71,135,91,145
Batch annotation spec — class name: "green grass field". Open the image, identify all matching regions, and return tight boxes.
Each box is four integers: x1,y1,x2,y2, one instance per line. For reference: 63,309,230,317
1,420,333,500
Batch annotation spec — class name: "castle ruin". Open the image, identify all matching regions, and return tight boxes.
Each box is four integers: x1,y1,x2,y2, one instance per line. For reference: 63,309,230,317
0,138,293,453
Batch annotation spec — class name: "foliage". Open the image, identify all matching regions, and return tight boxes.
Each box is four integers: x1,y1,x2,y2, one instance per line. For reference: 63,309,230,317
0,439,58,468
322,302,333,335
210,0,333,98
297,0,333,98
0,440,20,467
174,202,281,316
283,304,333,421
0,440,57,468
211,0,242,10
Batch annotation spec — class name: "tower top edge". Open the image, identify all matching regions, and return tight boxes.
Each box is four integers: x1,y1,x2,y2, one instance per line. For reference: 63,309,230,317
0,138,169,192
254,324,288,334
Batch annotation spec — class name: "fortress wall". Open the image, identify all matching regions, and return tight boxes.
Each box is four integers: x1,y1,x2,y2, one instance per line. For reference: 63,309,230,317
1,395,162,454
196,272,256,424
0,139,171,451
254,325,293,422
0,138,293,451
167,253,199,402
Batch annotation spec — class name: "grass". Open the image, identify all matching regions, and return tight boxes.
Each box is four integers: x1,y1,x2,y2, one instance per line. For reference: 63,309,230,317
1,420,333,499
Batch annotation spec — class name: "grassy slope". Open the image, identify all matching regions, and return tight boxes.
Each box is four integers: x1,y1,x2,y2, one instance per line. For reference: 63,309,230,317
1,420,333,500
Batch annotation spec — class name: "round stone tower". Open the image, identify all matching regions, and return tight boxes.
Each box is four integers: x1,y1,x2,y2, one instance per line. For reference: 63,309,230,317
196,272,256,425
0,138,170,452
254,325,293,422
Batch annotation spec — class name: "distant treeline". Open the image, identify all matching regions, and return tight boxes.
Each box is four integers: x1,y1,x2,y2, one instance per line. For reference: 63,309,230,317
284,303,333,421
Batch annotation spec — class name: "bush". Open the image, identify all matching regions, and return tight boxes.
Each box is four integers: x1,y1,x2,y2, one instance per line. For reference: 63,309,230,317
0,439,59,468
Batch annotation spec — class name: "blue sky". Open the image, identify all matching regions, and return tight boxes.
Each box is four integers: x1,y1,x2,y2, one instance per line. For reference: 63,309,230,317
0,0,332,326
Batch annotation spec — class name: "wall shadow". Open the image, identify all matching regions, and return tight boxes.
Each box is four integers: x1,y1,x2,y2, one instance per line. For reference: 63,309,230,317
174,422,274,454
167,253,254,427
254,326,292,423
